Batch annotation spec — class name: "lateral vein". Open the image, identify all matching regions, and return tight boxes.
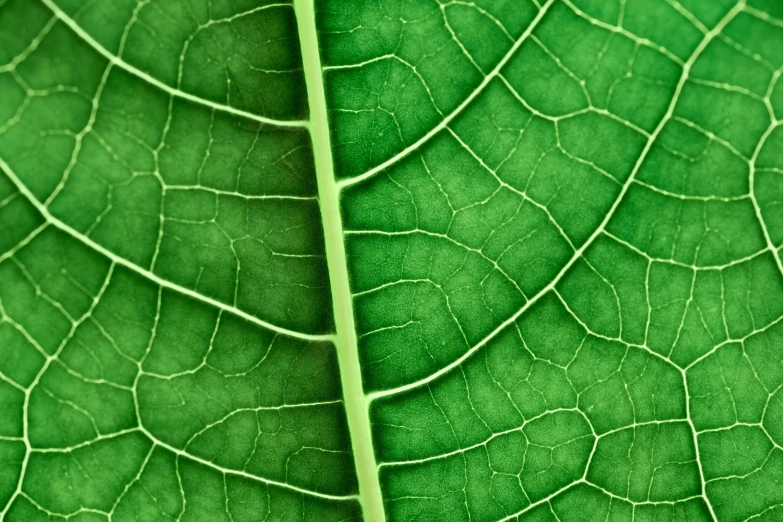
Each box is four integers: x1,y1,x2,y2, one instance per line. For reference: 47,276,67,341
139,426,359,502
38,0,309,129
335,0,556,191
0,158,333,344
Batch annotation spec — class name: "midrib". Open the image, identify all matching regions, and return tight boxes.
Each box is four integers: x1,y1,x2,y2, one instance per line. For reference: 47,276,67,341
293,1,386,521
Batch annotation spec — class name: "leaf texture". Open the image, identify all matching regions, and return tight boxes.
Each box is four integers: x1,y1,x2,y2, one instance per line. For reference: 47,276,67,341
1,0,783,521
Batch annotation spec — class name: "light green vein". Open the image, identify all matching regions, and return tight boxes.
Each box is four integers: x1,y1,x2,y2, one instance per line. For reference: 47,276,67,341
0,157,333,344
293,0,386,520
38,0,309,129
335,0,556,191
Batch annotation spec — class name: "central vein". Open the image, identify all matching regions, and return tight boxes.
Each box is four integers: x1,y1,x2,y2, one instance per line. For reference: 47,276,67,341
293,1,386,520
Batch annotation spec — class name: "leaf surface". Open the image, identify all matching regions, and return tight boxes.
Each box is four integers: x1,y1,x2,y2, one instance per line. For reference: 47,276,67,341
1,0,783,521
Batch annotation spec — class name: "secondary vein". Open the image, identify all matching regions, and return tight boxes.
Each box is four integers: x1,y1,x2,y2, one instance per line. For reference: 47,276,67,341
335,0,556,191
38,0,309,129
0,158,332,344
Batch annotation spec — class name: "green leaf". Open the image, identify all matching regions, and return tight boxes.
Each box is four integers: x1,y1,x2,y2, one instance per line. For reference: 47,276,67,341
1,0,782,521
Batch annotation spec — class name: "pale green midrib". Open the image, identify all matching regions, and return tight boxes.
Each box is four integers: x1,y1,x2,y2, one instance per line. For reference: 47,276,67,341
293,1,386,521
